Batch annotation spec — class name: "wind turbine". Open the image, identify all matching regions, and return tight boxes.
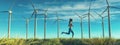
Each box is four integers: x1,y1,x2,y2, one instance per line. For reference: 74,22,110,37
104,0,120,38
0,0,16,39
30,0,45,39
22,16,31,39
94,9,108,38
85,0,92,39
43,9,48,40
31,2,38,39
74,12,87,39
84,0,97,38
93,0,120,38
53,12,65,39
106,0,111,38
55,12,60,39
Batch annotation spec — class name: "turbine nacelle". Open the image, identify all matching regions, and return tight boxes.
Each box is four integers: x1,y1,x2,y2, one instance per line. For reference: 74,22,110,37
9,10,12,14
45,13,47,16
26,19,29,23
34,9,39,13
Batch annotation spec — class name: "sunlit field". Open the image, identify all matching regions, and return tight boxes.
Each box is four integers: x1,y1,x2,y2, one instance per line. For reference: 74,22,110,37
0,38,120,45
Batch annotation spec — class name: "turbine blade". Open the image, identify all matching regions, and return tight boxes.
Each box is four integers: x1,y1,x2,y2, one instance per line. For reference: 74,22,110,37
9,0,16,10
53,20,57,24
74,12,82,18
22,16,26,19
37,8,48,11
101,7,108,15
106,0,109,5
82,15,87,18
83,13,88,16
37,9,44,11
88,0,92,13
30,0,36,10
103,15,108,18
37,14,44,16
31,12,35,18
0,11,8,13
45,10,48,16
45,8,48,15
110,6,120,9
59,19,66,21
82,14,88,18
94,11,102,17
90,14,97,21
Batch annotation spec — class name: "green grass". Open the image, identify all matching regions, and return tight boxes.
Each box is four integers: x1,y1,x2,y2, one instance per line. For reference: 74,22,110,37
0,38,119,45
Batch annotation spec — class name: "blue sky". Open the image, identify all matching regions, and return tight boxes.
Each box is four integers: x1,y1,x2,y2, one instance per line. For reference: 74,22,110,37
0,0,120,39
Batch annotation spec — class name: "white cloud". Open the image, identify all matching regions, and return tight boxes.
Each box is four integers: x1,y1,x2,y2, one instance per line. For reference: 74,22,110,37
61,4,89,10
17,0,120,23
47,4,88,11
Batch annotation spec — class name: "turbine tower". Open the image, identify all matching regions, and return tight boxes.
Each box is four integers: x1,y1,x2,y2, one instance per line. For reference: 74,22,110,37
22,16,31,39
55,12,60,39
43,9,48,40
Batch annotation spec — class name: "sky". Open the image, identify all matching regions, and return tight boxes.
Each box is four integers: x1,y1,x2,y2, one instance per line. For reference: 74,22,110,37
0,0,120,39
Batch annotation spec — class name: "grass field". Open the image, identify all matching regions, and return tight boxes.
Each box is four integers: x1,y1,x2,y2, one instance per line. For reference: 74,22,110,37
0,38,120,45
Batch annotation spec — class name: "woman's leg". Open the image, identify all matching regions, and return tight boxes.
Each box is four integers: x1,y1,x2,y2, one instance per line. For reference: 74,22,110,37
70,29,74,38
61,28,71,34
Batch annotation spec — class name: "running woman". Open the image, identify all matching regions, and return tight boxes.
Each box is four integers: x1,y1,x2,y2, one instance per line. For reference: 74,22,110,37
61,18,74,38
